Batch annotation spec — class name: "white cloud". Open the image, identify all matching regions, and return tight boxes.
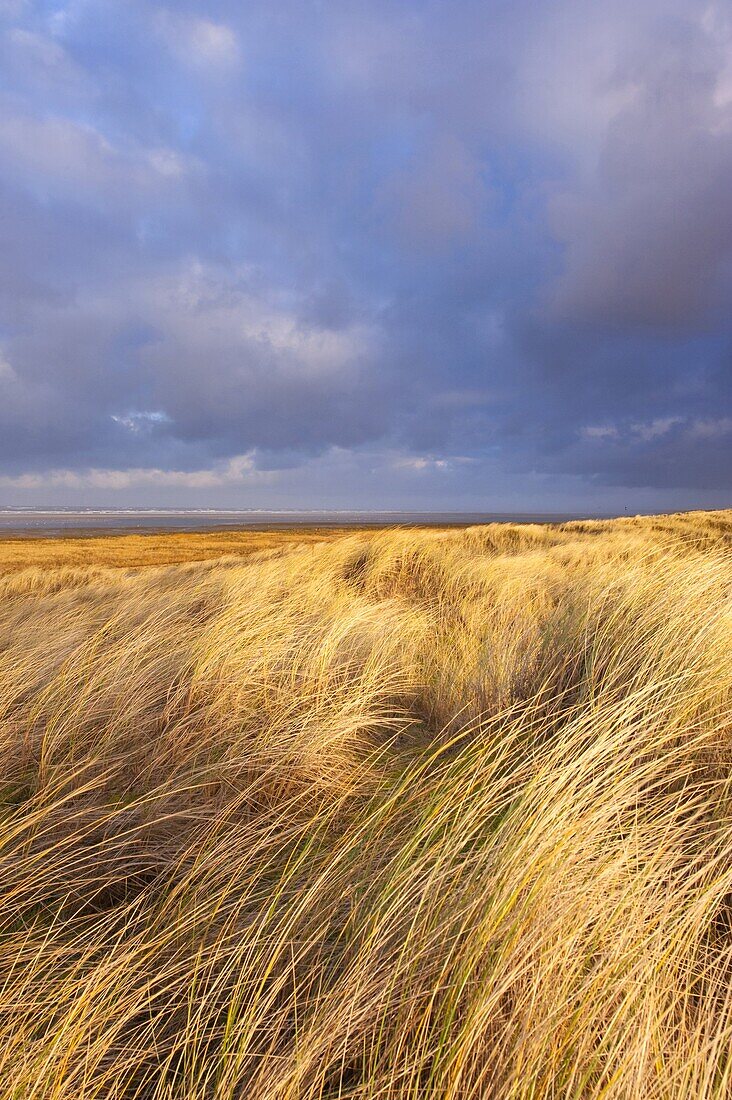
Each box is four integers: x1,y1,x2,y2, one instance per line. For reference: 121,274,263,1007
582,416,730,445
155,11,239,69
129,260,377,380
0,99,195,204
145,147,187,179
0,351,17,381
517,1,645,168
631,417,682,441
5,27,87,92
392,455,474,473
111,411,171,434
703,2,732,116
581,424,620,441
686,416,732,439
0,0,28,19
0,453,268,491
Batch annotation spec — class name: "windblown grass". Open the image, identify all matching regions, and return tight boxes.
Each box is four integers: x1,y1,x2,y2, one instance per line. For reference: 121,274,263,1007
0,511,730,1098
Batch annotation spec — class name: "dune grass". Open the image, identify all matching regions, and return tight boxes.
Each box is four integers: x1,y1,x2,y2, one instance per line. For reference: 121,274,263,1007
0,510,730,1098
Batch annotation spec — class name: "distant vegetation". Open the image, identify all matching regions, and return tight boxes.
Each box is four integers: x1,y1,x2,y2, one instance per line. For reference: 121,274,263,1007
0,511,730,1098
0,526,352,574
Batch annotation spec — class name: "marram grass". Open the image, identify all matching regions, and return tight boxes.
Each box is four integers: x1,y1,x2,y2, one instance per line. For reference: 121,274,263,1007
0,511,730,1098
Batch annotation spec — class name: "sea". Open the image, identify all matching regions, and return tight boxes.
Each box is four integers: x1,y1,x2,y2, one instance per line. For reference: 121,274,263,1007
0,508,602,537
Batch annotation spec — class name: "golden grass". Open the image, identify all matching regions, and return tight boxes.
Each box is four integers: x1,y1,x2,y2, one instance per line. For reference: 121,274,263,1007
0,526,356,575
0,510,730,1098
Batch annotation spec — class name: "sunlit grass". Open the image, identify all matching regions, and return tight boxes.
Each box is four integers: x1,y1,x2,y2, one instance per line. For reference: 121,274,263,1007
0,526,355,575
0,510,730,1097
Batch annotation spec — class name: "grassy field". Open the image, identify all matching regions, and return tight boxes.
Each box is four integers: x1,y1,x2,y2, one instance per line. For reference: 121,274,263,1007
0,510,730,1098
0,526,355,575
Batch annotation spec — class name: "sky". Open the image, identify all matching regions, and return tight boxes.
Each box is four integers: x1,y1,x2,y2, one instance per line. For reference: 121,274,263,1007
0,0,730,513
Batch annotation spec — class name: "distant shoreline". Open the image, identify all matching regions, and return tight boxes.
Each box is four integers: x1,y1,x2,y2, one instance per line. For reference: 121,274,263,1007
0,509,613,538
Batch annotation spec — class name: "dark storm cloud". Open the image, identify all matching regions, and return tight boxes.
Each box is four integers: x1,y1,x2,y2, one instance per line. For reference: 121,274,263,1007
0,0,730,505
546,11,732,328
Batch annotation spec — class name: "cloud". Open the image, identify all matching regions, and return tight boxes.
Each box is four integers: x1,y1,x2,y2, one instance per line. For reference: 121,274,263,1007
564,414,732,491
379,135,490,253
0,451,271,491
110,410,171,433
544,4,732,328
1,26,88,98
686,416,732,440
630,417,683,442
0,99,194,208
0,0,728,508
0,1,28,18
154,11,240,69
581,425,620,442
